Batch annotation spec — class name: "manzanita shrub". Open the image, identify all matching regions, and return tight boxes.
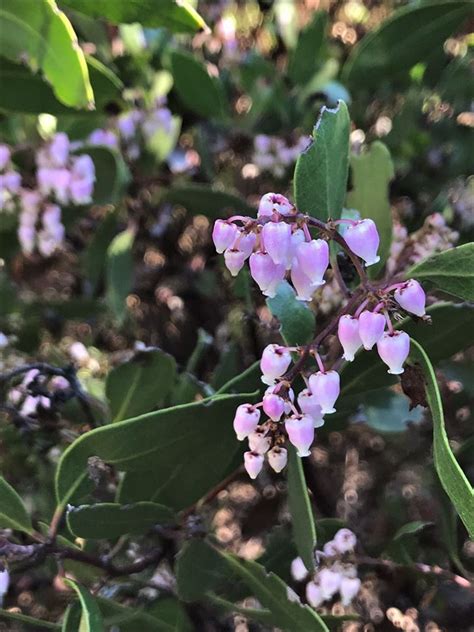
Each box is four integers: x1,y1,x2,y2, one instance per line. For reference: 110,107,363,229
0,1,473,631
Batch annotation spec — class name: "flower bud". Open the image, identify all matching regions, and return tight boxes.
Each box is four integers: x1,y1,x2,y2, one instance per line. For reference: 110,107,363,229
233,404,260,440
290,256,315,302
262,220,291,264
212,220,238,253
258,192,292,217
237,231,257,259
297,389,324,427
291,557,308,582
377,331,410,375
244,451,264,479
249,251,285,298
262,391,286,421
323,540,339,557
267,446,288,473
248,428,271,454
344,219,380,267
309,370,340,415
358,310,385,350
340,576,361,606
295,239,329,286
337,315,362,362
286,228,305,270
285,414,314,457
306,581,324,608
394,279,426,317
260,344,292,385
333,528,357,553
224,249,246,276
318,568,341,600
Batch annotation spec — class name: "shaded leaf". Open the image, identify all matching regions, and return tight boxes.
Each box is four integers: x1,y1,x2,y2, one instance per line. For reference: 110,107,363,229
164,183,253,218
82,210,118,292
267,281,316,347
63,579,104,632
106,348,177,422
407,243,474,301
106,228,135,323
76,145,130,205
294,101,350,221
0,0,93,108
0,476,33,534
363,388,424,433
0,610,59,630
177,539,229,602
288,12,327,85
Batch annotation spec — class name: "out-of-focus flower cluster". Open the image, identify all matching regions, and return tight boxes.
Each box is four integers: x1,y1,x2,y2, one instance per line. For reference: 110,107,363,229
8,369,69,418
0,133,95,257
291,528,361,609
253,135,310,178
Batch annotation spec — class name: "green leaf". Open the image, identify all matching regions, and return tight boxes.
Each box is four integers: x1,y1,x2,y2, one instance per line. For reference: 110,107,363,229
407,243,474,301
215,546,329,632
63,579,105,632
55,392,257,509
97,597,189,632
0,610,59,630
67,501,175,539
106,348,177,422
342,1,473,88
408,339,474,538
61,602,82,632
82,210,118,292
0,476,33,533
169,50,227,119
287,12,327,85
106,228,135,322
76,145,130,205
0,0,93,108
287,446,317,571
146,115,181,163
60,0,208,34
177,539,230,602
294,101,350,221
164,184,253,219
266,281,316,347
346,142,394,276
258,525,297,583
362,388,423,433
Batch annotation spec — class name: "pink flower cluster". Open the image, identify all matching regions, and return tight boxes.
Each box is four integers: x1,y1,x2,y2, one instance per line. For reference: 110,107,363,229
0,145,21,213
291,528,361,608
253,136,310,178
8,370,68,418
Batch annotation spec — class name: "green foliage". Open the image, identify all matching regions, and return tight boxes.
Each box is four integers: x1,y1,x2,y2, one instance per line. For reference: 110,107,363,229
288,12,327,86
346,141,394,275
362,388,423,433
81,210,118,291
62,580,104,632
407,243,474,301
176,539,228,602
60,0,208,33
266,281,316,347
169,50,227,119
106,348,177,422
0,476,33,533
342,1,473,88
77,146,130,205
164,184,253,218
408,339,474,538
287,445,317,571
0,0,93,108
0,610,59,630
67,501,175,539
106,228,135,322
294,101,350,220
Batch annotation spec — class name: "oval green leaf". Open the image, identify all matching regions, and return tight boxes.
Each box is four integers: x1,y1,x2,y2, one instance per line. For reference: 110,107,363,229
0,476,33,534
63,579,104,632
266,281,316,347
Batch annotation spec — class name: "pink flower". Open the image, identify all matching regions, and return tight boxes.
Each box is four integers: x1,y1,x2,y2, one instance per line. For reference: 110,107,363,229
333,528,357,553
344,219,380,267
233,404,261,440
337,315,362,362
306,581,324,608
309,370,340,415
290,557,308,581
290,256,316,301
249,251,285,298
358,310,385,350
262,391,286,421
0,145,10,171
297,389,324,427
248,428,271,454
285,414,314,457
340,576,361,606
394,279,426,317
212,219,238,253
262,220,292,264
295,239,329,286
258,192,292,217
318,568,341,600
377,331,410,375
260,344,292,385
267,446,288,473
244,451,264,479
224,249,247,276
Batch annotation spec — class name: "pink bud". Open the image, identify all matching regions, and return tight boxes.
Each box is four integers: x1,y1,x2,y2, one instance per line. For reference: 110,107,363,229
260,344,291,385
309,370,340,415
306,581,324,608
295,239,329,286
323,540,339,557
285,414,314,457
267,446,288,473
49,132,70,167
258,192,292,218
337,315,362,362
212,220,238,253
262,221,291,264
318,568,341,600
233,404,261,440
377,331,410,375
248,427,271,454
286,229,305,270
358,310,385,350
290,256,315,302
344,219,380,267
244,451,264,479
340,576,361,606
262,392,286,421
291,557,308,581
249,251,285,298
394,279,426,317
333,528,357,553
224,249,246,276
297,389,324,427
236,231,257,259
